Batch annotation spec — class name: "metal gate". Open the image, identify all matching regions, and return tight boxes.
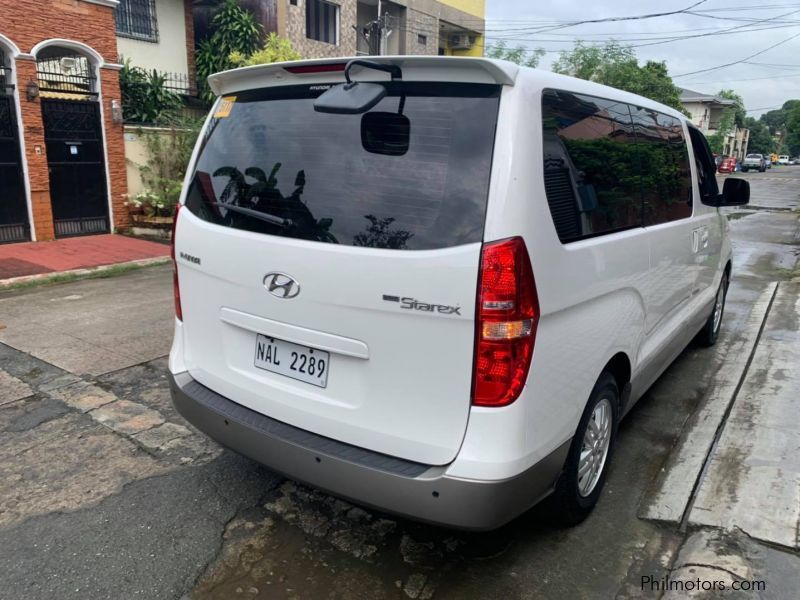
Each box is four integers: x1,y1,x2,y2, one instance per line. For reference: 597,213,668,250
41,98,109,237
0,57,30,243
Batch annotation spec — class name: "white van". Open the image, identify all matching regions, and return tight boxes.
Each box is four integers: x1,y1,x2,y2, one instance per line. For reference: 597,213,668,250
168,57,749,530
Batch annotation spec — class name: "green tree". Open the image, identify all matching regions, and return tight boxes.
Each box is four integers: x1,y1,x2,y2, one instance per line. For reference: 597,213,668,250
786,103,800,156
707,108,735,155
743,116,774,155
759,99,800,135
552,42,686,114
485,41,545,68
195,0,262,102
229,32,301,67
717,89,745,128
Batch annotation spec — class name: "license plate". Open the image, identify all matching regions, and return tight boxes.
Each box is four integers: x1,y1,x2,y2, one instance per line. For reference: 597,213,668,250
254,334,329,388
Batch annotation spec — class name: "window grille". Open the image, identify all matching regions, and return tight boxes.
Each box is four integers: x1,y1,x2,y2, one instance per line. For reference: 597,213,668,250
116,0,159,42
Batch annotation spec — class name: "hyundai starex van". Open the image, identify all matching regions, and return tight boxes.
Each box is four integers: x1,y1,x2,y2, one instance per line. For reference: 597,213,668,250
168,57,749,530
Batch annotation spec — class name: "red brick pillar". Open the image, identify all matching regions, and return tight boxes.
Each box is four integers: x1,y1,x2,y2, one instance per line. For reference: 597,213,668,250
184,0,197,95
100,67,130,232
15,57,54,241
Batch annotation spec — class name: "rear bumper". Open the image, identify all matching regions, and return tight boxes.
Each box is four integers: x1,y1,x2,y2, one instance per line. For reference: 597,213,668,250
169,371,569,531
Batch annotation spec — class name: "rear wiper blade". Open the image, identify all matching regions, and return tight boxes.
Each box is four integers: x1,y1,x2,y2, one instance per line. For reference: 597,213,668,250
208,202,293,228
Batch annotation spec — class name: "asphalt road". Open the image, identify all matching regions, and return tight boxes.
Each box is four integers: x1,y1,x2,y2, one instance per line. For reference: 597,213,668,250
0,167,798,600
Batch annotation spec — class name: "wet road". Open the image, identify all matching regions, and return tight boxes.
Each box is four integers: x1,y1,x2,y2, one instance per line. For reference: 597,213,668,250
0,167,798,599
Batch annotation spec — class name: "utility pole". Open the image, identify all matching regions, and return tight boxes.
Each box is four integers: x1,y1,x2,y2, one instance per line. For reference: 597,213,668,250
354,1,393,56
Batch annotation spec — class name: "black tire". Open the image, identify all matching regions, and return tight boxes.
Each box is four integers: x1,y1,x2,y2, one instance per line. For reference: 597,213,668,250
742,167,748,172
551,372,619,526
697,272,729,347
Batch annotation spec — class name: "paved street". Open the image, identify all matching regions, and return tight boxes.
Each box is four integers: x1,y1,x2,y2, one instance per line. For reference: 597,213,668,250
0,168,798,599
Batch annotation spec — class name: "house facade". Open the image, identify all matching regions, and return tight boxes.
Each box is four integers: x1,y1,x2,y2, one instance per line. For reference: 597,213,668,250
0,0,128,243
680,87,749,160
116,0,196,94
276,0,484,59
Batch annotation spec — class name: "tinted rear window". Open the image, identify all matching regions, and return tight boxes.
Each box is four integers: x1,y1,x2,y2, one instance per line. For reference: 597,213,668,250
184,82,500,250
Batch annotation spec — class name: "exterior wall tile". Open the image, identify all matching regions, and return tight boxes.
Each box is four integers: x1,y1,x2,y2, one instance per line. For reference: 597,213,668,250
286,0,357,58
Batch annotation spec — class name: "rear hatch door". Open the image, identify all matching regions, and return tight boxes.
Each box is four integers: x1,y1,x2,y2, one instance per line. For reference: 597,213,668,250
177,80,501,465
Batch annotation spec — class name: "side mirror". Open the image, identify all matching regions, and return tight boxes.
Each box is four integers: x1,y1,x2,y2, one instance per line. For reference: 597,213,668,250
361,112,410,156
702,177,749,207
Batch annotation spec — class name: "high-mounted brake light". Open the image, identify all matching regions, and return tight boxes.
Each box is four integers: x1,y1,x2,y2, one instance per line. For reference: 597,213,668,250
472,237,539,407
171,203,182,321
284,63,347,74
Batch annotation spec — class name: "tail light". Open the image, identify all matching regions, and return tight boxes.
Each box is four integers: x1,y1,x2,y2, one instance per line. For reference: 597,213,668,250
284,63,347,74
171,203,183,321
472,237,539,407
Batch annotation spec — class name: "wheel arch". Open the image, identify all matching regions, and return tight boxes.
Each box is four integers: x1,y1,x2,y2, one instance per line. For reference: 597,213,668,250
602,352,632,414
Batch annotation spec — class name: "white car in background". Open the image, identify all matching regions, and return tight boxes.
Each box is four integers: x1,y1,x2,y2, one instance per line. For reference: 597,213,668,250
168,57,750,530
778,155,790,165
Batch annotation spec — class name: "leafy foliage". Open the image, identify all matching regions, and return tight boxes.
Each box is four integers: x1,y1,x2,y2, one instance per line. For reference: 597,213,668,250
743,117,774,155
119,60,182,124
786,103,800,156
759,100,800,134
195,0,262,103
717,89,745,128
485,41,545,68
134,117,203,214
706,108,735,155
230,33,301,67
552,42,686,114
353,216,413,250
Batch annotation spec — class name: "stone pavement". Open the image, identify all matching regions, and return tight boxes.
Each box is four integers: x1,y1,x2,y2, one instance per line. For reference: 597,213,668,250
0,233,169,281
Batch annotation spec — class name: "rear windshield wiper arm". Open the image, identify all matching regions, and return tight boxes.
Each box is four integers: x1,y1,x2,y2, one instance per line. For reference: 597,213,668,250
208,202,293,228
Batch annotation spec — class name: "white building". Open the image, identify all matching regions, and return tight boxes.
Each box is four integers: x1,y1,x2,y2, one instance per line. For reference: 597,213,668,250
115,0,195,94
680,87,749,159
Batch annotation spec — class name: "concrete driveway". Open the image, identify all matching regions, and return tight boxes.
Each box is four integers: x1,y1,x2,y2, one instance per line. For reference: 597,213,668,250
1,169,798,599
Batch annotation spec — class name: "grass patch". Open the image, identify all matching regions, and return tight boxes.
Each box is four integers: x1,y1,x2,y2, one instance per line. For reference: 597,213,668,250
0,259,170,293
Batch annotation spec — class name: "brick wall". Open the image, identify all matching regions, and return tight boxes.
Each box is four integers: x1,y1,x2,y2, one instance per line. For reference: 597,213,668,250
1,0,128,241
5,0,118,62
100,68,130,231
287,0,357,58
183,0,197,95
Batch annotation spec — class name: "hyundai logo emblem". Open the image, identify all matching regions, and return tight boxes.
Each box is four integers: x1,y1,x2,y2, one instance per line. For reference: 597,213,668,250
263,272,300,299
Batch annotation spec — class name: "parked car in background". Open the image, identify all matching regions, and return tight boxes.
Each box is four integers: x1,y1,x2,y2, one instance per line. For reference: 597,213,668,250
742,154,767,172
718,156,737,173
169,57,750,530
778,155,790,165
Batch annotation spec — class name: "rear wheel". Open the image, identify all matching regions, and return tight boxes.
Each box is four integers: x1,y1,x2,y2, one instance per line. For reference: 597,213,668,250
552,373,618,525
697,272,729,347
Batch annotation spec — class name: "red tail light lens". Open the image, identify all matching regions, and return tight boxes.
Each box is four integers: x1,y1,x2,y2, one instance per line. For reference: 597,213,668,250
171,203,183,321
472,237,538,407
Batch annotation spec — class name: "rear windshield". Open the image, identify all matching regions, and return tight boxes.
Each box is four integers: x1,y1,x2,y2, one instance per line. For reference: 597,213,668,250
184,82,500,250
746,154,762,158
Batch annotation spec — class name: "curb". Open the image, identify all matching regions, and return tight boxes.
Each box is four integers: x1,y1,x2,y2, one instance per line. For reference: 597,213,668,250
0,256,171,290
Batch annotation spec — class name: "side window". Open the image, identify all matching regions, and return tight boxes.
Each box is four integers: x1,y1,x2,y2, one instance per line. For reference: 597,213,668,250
542,89,642,243
687,125,720,201
629,107,692,225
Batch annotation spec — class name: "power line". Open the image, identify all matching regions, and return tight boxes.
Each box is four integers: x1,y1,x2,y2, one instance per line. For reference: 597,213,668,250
671,30,800,77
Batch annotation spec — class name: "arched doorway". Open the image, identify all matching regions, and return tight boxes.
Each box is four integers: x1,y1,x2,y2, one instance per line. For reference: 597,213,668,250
0,44,30,243
36,45,109,237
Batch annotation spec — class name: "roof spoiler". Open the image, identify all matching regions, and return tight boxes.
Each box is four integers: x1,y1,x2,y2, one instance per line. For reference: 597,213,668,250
207,56,518,97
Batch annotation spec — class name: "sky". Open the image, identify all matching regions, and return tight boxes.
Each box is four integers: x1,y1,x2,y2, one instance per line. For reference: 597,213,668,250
484,0,800,117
